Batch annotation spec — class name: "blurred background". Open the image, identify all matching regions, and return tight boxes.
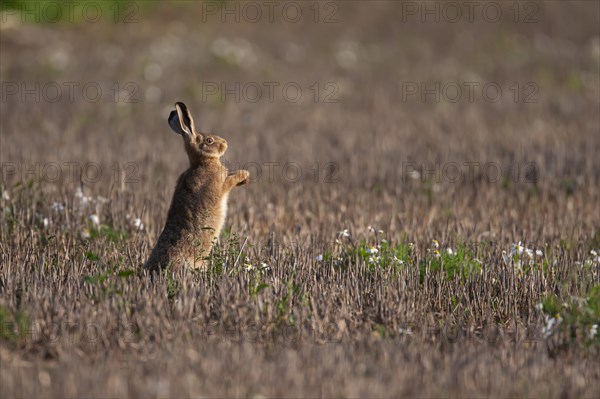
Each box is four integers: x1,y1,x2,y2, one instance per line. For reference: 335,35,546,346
1,0,599,245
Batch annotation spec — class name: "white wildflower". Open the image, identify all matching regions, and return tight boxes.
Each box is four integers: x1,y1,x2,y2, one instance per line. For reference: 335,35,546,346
511,241,524,256
366,246,379,255
590,324,598,338
525,248,534,259
339,229,350,238
89,214,100,226
542,314,562,338
536,249,544,257
81,228,91,239
260,262,270,271
446,248,454,255
315,254,324,262
43,218,49,228
535,303,543,311
76,187,92,204
367,225,375,233
245,263,254,271
51,202,64,212
432,239,439,249
2,191,9,201
133,218,144,230
591,250,598,257
368,256,380,264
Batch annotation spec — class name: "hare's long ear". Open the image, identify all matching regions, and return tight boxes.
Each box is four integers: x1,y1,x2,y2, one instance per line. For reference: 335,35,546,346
168,102,197,136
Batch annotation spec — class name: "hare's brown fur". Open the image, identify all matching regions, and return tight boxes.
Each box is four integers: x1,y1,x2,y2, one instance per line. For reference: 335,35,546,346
144,102,249,272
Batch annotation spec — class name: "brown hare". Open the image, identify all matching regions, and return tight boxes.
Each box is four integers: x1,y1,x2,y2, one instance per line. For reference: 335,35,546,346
144,102,250,272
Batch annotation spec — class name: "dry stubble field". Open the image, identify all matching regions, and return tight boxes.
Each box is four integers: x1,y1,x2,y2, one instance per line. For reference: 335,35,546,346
0,1,599,397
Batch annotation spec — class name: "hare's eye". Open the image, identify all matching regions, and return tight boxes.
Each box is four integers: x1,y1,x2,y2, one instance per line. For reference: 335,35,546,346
205,137,214,145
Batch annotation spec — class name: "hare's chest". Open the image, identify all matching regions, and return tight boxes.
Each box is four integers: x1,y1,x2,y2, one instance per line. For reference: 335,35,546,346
215,192,229,233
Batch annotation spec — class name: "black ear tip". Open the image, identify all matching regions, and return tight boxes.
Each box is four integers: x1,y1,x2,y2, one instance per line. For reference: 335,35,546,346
174,101,187,110
168,110,178,124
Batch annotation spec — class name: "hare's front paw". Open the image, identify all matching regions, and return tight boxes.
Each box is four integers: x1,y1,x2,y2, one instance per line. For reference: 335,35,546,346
225,170,250,190
237,170,250,186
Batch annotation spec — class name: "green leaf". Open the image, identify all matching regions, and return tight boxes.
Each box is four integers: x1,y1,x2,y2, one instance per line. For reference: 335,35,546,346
118,269,135,279
84,275,98,285
85,251,100,261
254,283,269,295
